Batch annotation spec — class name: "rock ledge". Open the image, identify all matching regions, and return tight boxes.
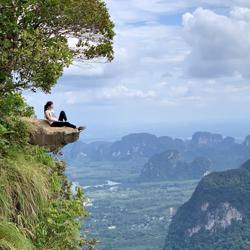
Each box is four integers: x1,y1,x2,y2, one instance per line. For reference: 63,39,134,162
23,118,80,151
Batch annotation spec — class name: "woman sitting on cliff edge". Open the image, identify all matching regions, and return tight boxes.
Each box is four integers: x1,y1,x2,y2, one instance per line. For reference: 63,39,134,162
44,101,85,132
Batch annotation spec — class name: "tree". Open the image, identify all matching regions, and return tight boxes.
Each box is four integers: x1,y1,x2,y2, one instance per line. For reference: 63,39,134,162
0,0,115,94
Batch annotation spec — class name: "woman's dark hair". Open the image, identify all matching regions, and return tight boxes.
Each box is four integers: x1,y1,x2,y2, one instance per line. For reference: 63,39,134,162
44,101,53,112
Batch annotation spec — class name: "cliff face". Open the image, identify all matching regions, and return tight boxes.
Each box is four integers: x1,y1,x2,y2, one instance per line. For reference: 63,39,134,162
164,160,250,250
23,118,80,151
191,132,224,146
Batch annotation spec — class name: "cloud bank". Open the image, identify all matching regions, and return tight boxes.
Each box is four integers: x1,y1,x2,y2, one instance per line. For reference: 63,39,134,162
183,7,250,78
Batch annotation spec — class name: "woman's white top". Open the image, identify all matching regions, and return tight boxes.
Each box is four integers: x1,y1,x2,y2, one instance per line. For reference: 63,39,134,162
45,109,58,125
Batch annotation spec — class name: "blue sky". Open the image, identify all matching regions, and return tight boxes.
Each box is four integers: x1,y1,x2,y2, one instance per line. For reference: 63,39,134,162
25,0,250,142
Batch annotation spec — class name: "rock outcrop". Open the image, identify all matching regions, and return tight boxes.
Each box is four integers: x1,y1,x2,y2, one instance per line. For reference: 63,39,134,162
23,118,80,151
164,160,250,250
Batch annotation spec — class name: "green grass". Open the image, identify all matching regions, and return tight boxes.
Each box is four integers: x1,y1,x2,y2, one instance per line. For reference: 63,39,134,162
0,144,92,249
0,220,34,250
0,148,50,238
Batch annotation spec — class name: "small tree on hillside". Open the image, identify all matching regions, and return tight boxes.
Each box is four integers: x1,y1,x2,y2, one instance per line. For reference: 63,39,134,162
0,0,115,94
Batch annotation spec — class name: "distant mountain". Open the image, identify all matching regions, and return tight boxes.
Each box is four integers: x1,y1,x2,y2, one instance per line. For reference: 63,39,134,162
140,150,211,181
107,133,185,161
164,160,250,250
191,132,224,147
183,132,249,171
62,132,250,171
243,135,250,147
62,140,112,161
63,133,185,162
107,133,159,160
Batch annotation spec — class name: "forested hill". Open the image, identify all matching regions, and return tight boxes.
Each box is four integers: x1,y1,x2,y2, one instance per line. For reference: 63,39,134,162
140,150,211,181
164,160,250,250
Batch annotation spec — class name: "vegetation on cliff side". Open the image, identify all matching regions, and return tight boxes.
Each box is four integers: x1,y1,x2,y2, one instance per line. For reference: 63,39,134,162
0,0,114,249
0,93,95,249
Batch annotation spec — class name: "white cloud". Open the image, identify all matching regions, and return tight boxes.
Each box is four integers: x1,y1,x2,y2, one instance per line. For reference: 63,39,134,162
105,0,189,25
63,85,156,104
106,0,250,26
230,6,250,20
183,7,250,78
64,62,105,76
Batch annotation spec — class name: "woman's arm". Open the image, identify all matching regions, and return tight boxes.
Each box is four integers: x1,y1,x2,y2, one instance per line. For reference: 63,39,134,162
45,110,57,123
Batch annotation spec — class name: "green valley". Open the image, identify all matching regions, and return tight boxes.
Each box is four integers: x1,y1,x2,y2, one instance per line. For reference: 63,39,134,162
65,159,198,250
